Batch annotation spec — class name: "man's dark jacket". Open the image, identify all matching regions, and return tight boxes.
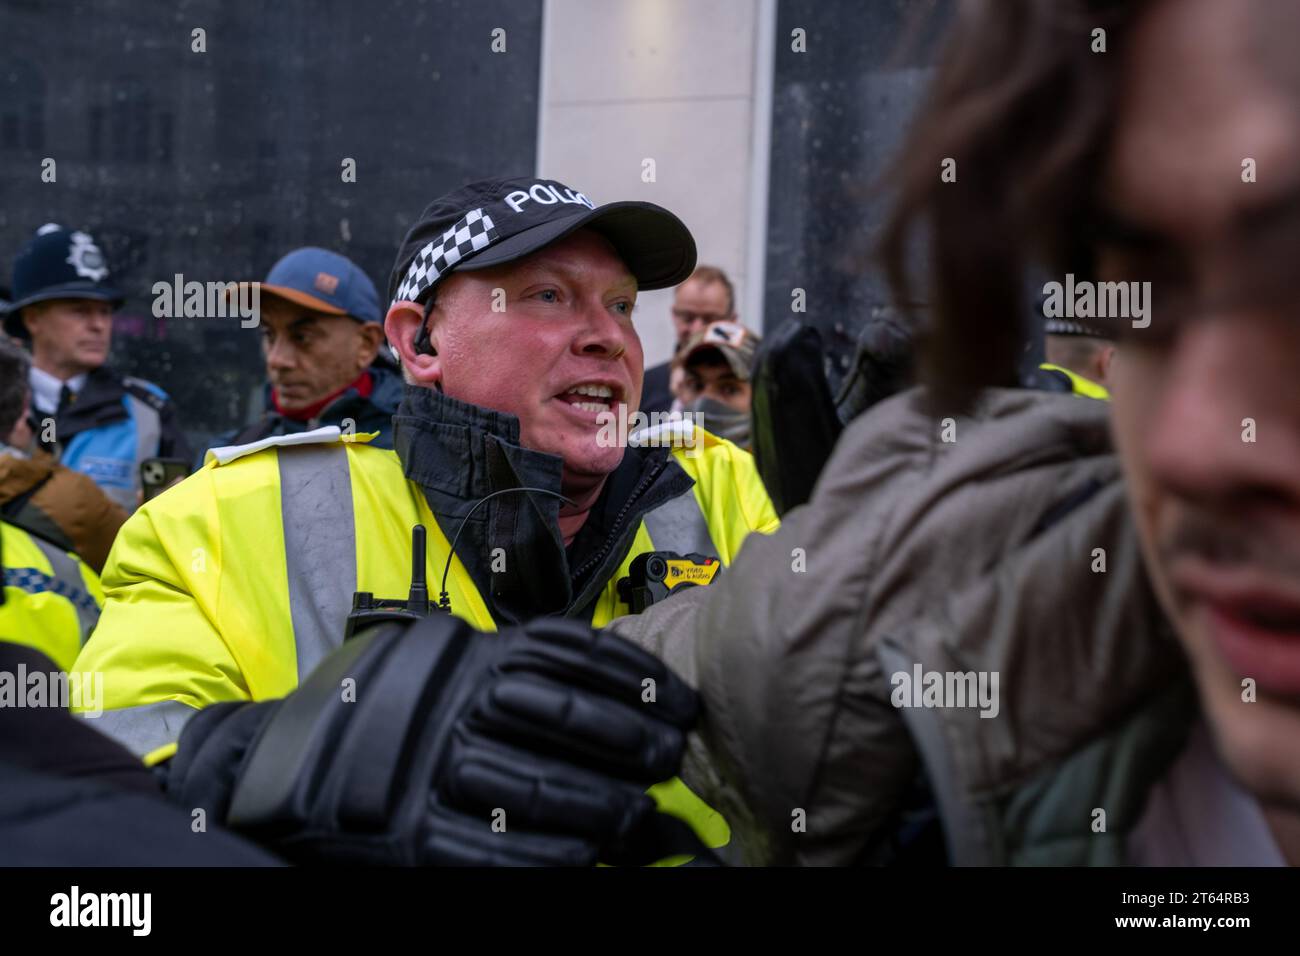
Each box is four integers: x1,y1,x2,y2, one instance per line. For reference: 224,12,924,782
203,363,403,462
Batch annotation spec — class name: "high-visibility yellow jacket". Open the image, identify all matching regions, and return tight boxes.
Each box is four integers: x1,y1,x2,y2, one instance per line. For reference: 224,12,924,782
1,520,104,673
1039,363,1110,401
74,425,778,856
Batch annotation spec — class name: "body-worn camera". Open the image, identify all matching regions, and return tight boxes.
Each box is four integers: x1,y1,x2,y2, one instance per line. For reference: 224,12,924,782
346,522,723,639
617,551,721,614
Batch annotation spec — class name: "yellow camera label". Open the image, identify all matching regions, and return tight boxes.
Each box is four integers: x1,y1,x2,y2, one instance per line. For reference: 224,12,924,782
664,559,721,588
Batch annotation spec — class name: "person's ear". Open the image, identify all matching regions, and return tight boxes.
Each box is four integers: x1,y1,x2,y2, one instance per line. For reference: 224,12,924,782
385,300,440,387
355,322,385,369
1097,344,1117,386
20,305,41,339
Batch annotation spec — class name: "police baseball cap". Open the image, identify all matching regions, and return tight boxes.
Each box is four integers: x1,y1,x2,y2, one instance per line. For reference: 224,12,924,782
257,247,381,324
1038,291,1116,339
388,177,697,308
4,224,124,339
674,321,762,381
1043,317,1116,338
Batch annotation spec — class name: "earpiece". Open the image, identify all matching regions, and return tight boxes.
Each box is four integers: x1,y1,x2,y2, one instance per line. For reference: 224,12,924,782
414,293,438,356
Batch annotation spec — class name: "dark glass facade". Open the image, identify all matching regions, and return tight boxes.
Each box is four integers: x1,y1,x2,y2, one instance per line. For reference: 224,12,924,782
0,0,541,451
764,0,950,389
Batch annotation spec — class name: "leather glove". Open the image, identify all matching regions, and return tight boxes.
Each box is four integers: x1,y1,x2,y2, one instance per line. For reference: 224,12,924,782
163,613,699,866
750,318,843,516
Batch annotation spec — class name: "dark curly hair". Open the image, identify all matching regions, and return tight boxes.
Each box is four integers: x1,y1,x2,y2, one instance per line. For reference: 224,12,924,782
877,0,1148,410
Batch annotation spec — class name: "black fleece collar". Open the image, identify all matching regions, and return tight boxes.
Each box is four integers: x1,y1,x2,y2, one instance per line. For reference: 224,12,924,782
392,385,693,625
33,367,129,445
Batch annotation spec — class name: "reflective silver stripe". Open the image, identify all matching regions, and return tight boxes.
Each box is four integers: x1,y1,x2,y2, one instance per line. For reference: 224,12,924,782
125,392,163,508
278,444,357,682
642,489,719,557
28,534,100,643
78,700,197,758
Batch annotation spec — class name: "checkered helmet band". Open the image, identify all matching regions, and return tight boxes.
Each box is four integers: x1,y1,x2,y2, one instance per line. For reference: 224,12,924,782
1044,317,1110,337
391,208,499,306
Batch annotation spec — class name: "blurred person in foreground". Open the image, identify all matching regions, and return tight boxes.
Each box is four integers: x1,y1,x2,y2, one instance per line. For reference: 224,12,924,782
0,520,270,866
0,513,694,867
609,0,1300,865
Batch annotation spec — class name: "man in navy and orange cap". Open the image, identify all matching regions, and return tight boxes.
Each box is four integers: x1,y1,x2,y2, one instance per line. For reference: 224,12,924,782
203,247,401,457
4,224,189,511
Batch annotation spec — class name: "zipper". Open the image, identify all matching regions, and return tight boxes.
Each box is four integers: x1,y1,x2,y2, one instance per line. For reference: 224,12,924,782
567,455,668,595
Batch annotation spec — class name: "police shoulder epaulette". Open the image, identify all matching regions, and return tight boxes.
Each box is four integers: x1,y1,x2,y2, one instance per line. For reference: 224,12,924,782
204,426,377,467
629,418,717,452
121,377,169,413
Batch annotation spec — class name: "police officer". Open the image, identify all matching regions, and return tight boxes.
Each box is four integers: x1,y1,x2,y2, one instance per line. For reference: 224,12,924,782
204,247,402,458
74,177,778,859
1037,317,1114,400
4,225,190,509
3,518,692,867
0,521,276,866
0,520,102,674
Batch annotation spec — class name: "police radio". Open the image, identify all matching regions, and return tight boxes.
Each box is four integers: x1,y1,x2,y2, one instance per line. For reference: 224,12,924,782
617,551,721,614
345,524,441,639
345,486,575,639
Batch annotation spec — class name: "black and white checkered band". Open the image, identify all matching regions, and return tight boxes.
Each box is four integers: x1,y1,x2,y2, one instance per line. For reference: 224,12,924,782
1044,318,1108,337
392,208,499,305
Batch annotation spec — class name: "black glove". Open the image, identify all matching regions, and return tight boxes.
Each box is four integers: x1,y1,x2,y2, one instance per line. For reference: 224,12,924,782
164,614,700,866
833,311,915,422
750,318,843,516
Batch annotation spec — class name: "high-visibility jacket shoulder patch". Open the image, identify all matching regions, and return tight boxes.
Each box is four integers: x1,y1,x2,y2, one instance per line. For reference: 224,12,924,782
1038,363,1110,401
121,376,171,413
628,418,717,452
204,425,378,467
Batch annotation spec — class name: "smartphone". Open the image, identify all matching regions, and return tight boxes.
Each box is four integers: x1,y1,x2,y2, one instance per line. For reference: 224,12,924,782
140,457,192,502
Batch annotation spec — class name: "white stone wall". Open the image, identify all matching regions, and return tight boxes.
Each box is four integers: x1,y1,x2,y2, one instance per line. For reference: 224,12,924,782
536,0,775,367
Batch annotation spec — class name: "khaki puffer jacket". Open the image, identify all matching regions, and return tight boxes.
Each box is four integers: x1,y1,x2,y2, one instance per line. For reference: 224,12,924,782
0,450,128,573
609,387,1186,865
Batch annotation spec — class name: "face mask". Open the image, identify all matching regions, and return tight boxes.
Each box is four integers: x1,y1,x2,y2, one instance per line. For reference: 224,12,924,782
684,396,751,449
